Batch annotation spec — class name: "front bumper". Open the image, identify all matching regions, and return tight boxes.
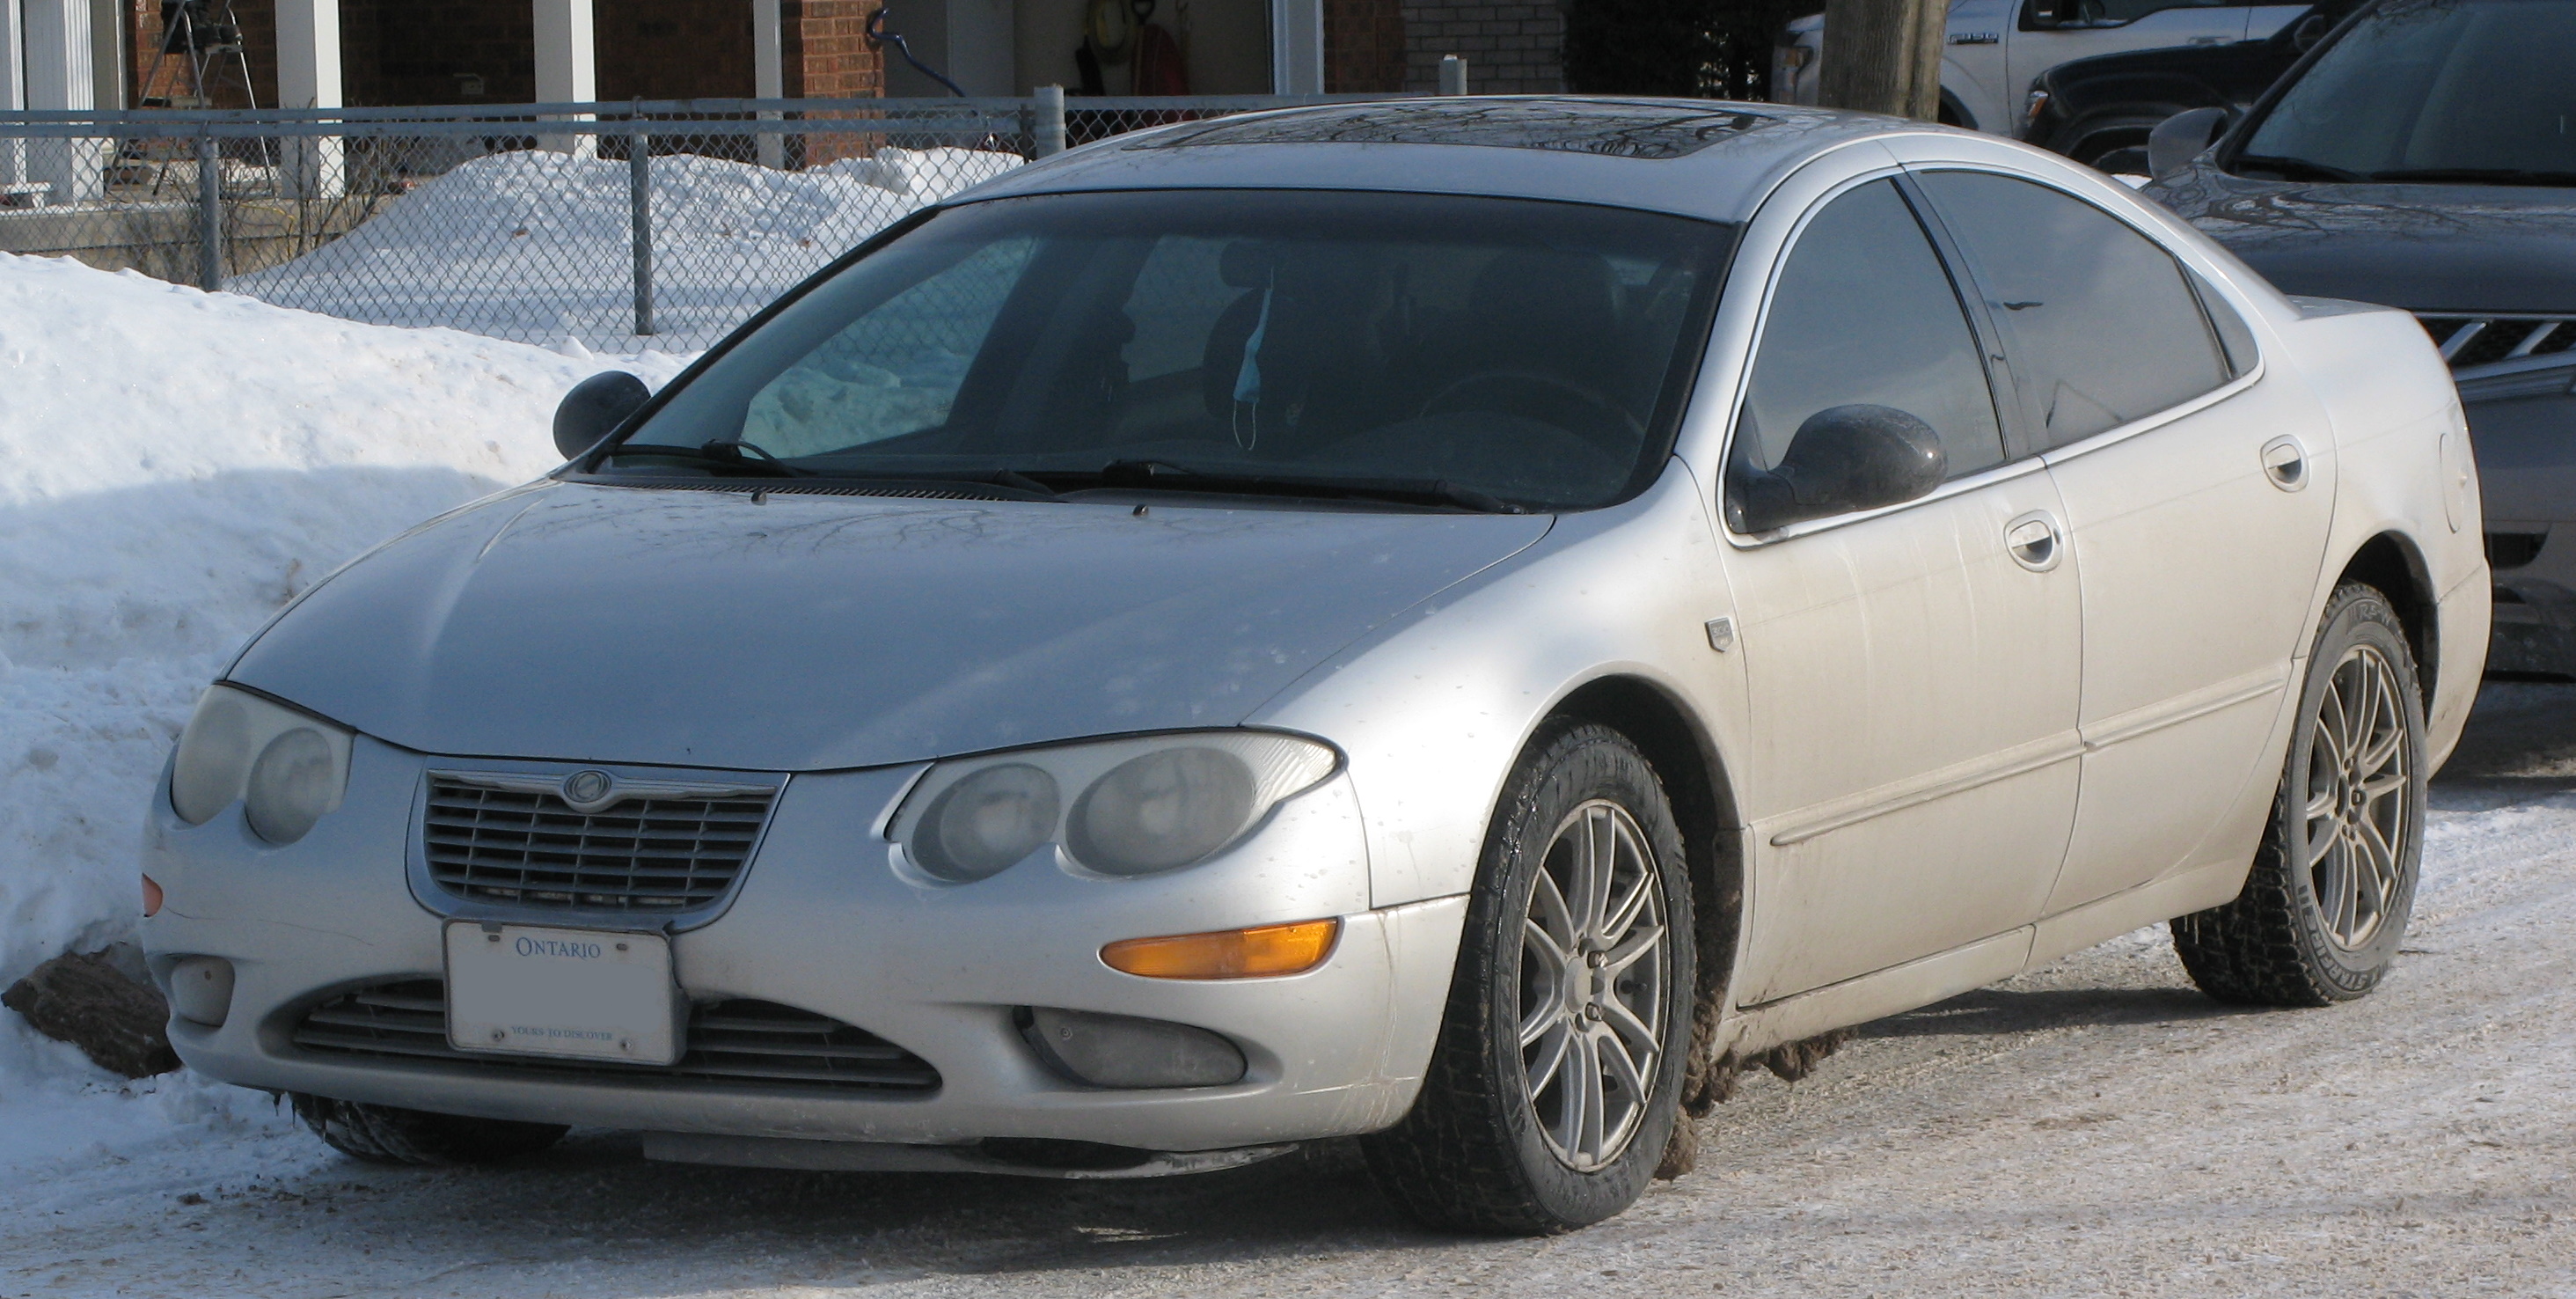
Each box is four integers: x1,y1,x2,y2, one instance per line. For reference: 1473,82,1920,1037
142,737,1466,1154
2470,390,2576,676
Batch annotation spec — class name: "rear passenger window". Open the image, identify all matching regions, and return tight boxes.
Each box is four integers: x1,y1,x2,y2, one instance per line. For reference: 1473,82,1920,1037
1732,179,2006,503
1914,171,2231,449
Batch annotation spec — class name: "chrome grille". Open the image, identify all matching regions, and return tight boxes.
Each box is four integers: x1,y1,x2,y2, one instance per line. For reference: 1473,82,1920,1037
292,980,941,1092
422,773,776,913
2417,314,2576,370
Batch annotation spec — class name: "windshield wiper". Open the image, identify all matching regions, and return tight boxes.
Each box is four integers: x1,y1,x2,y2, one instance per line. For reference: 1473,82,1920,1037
2229,154,2367,183
595,447,1066,499
1028,460,1529,514
602,439,810,478
2367,167,2576,188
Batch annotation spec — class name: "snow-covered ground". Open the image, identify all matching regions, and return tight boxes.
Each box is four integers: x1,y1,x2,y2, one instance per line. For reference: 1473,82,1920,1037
0,251,692,1008
4,246,2571,1295
231,145,1021,352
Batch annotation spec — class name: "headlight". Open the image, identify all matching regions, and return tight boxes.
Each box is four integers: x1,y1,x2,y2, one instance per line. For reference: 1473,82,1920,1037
891,731,1337,881
914,763,1060,882
169,685,353,845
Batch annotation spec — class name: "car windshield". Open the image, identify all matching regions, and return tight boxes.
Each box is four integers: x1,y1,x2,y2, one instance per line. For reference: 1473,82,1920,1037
596,189,1732,511
2234,0,2576,185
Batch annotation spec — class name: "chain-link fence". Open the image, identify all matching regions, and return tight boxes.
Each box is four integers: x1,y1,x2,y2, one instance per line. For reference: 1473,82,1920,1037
0,94,1403,353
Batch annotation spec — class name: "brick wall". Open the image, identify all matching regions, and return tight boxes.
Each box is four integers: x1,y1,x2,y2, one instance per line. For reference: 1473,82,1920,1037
1325,0,1407,93
782,0,884,99
1401,0,1563,93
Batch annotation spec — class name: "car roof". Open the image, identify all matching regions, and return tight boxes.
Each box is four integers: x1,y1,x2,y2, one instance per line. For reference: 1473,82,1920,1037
959,98,1912,225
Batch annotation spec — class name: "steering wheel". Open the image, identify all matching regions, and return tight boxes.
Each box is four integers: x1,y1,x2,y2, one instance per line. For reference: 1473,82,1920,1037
1420,370,1645,456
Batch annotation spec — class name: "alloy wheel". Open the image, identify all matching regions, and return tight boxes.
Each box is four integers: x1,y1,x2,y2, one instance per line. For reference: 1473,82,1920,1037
2302,642,2412,949
1518,799,1670,1171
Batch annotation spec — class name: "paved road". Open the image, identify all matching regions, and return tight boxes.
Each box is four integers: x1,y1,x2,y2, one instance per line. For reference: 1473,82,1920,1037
11,685,2575,1298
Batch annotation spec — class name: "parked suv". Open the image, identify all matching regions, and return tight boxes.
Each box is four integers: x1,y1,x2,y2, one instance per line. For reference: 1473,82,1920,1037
1775,0,2316,135
2022,0,2354,170
2146,0,2576,675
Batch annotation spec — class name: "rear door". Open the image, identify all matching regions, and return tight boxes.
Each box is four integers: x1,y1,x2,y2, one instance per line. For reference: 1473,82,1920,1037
1906,165,2337,919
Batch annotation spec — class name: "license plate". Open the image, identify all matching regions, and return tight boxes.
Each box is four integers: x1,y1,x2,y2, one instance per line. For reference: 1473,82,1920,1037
443,921,684,1066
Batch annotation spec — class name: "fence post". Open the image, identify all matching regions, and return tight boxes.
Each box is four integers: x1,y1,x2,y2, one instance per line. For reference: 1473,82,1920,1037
1034,85,1066,158
1438,55,1468,96
195,127,223,292
629,124,655,337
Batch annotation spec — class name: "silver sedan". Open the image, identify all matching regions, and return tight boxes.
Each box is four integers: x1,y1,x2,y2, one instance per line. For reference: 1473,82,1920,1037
141,99,2486,1233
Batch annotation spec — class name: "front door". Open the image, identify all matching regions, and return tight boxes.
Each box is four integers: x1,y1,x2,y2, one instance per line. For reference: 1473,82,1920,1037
1909,165,2338,915
1722,174,2084,1003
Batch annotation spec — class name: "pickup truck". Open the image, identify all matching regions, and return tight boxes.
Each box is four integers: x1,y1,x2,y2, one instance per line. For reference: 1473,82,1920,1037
1773,0,2315,138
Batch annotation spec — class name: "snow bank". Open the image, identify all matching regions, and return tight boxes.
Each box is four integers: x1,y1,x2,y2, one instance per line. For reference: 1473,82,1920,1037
232,145,1022,352
0,252,692,1012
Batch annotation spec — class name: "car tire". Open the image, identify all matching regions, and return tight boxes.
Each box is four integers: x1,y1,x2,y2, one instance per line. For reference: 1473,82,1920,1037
2172,584,2427,1006
1361,721,1695,1235
290,1093,569,1165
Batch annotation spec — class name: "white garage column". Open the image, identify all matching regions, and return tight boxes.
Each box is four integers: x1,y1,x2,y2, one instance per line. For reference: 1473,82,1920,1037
275,0,345,195
533,0,600,157
752,0,784,168
2,0,27,194
1270,0,1324,94
20,0,105,202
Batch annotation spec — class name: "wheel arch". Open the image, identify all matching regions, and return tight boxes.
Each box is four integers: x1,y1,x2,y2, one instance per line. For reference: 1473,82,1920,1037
1542,675,1746,1040
2332,530,2439,706
1937,89,1976,131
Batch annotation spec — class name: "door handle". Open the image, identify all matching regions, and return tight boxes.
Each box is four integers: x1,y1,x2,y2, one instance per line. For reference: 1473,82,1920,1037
2261,435,2310,491
2005,510,2065,572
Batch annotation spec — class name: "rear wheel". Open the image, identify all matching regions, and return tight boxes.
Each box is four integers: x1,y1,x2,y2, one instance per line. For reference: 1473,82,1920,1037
2172,584,2426,1005
291,1093,567,1165
1362,722,1694,1234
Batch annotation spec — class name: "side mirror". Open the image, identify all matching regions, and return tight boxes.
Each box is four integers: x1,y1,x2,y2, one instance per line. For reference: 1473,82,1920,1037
2147,106,2231,181
1731,404,1946,532
553,370,651,460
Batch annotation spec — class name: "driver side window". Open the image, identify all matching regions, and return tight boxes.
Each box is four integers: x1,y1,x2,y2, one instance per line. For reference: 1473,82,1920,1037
1727,179,2006,531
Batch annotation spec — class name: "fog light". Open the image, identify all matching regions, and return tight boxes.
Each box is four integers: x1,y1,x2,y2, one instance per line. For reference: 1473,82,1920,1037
1100,919,1338,980
167,956,235,1027
142,874,164,918
1022,1007,1248,1089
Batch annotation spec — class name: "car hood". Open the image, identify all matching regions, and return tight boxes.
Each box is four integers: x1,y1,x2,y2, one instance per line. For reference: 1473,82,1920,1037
228,481,1553,771
2148,165,2576,313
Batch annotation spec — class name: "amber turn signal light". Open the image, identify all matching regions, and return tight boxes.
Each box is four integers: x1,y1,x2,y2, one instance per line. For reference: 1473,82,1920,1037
142,874,164,918
1101,919,1339,980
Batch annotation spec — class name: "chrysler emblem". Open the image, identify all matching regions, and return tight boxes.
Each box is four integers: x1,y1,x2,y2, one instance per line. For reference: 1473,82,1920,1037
560,769,617,811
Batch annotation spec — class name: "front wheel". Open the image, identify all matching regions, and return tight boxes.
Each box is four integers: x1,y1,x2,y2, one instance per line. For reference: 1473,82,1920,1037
292,1093,568,1165
1362,722,1694,1234
2172,584,2427,1005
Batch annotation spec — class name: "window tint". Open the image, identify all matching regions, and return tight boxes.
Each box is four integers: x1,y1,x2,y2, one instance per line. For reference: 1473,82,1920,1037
618,190,1731,511
2025,0,2224,26
2236,0,2576,181
1915,171,2228,449
1733,179,2005,494
744,237,1034,457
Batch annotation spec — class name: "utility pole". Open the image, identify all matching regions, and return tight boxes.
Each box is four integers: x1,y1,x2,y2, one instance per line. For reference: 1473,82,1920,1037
1817,0,1945,121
